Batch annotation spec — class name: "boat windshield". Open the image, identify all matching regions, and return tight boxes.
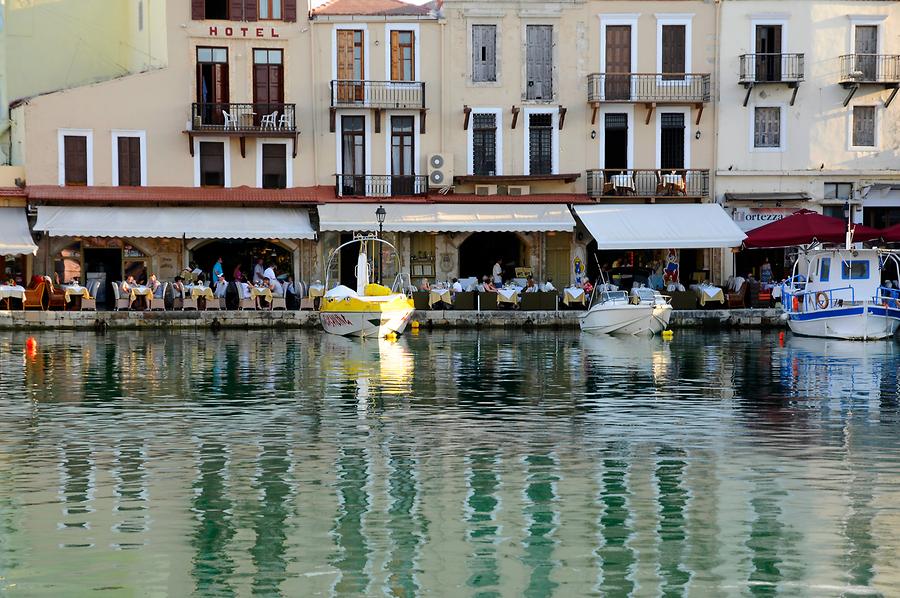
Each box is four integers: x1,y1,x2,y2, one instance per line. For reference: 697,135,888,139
600,290,629,303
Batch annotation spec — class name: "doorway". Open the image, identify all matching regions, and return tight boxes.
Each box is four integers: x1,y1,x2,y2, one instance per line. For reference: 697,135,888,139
604,113,629,171
458,232,524,281
253,49,284,126
660,112,685,170
605,25,631,100
755,25,782,81
83,248,121,308
855,25,878,80
339,233,359,288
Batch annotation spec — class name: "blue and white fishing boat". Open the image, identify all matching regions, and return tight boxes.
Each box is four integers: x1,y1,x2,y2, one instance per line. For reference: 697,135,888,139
781,246,900,340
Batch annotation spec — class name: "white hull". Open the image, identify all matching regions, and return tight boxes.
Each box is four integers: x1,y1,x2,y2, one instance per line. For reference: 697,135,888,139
580,303,673,336
320,306,414,338
787,305,900,340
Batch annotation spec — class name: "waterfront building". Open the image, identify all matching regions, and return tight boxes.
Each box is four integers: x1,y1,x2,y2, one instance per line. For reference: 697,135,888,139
717,0,900,279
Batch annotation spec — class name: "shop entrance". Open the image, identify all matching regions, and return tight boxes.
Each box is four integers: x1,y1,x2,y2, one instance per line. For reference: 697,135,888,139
192,240,292,283
735,248,787,282
83,248,121,307
458,232,524,282
339,233,359,288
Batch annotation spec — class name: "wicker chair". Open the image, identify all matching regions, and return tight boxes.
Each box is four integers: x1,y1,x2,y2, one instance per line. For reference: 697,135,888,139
149,282,168,311
80,281,99,311
46,280,67,310
23,282,47,310
110,282,132,311
270,295,286,310
727,282,748,309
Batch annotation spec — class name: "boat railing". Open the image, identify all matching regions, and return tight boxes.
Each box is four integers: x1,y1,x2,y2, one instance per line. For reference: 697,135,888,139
783,285,857,313
877,286,900,307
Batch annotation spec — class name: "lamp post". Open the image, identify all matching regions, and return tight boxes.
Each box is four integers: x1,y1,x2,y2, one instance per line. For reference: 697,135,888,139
375,205,386,284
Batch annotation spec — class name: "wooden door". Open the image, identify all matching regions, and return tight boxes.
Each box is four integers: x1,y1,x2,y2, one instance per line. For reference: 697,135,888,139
855,25,878,80
253,66,283,112
605,25,631,100
337,30,364,101
526,25,553,100
390,30,415,81
755,25,782,82
661,25,686,80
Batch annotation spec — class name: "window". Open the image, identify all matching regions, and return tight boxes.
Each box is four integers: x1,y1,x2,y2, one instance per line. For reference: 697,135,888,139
472,25,497,83
754,106,781,149
660,112,685,169
259,0,281,20
261,144,286,189
823,205,846,219
852,105,876,148
196,47,229,125
526,25,553,100
340,116,366,195
824,182,853,201
820,257,831,282
528,113,553,175
604,112,629,170
472,113,497,175
841,260,870,280
199,141,225,187
63,135,88,186
391,116,416,195
390,30,415,81
203,0,228,20
117,137,142,186
661,24,686,80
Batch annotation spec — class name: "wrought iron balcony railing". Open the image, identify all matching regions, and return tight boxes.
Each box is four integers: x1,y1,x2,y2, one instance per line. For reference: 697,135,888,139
839,54,900,84
330,80,426,109
587,73,711,103
190,103,297,132
335,174,429,198
586,169,710,199
739,53,805,84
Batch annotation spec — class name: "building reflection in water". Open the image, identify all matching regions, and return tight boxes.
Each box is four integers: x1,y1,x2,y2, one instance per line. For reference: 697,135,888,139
1,330,900,594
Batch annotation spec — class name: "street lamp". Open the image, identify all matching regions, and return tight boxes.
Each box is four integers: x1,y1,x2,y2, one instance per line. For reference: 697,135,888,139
375,205,386,284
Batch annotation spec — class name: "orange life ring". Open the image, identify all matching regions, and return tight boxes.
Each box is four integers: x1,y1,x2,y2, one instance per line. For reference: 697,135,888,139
816,292,829,310
792,296,800,312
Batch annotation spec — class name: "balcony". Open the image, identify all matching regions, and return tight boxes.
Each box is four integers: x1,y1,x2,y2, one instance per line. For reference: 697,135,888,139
586,73,710,124
186,103,298,157
335,174,429,198
839,54,900,106
739,53,804,106
330,80,427,133
586,169,710,201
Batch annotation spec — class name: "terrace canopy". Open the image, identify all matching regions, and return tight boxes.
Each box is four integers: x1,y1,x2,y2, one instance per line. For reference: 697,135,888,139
0,207,38,255
742,209,881,248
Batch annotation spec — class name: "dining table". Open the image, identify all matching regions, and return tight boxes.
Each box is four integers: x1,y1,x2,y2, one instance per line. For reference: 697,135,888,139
187,284,215,301
563,287,586,306
690,283,725,306
0,284,26,309
428,287,453,308
308,284,325,299
497,286,522,305
62,284,91,304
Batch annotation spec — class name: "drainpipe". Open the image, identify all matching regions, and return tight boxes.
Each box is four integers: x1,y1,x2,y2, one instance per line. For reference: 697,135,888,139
714,0,724,282
439,16,446,152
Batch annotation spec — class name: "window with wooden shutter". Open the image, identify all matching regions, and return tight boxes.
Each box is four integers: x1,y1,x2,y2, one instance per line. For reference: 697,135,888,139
660,113,685,169
852,106,876,147
64,136,88,186
199,141,226,187
261,143,287,189
192,0,205,20
528,113,553,175
258,0,282,20
526,25,553,100
229,0,243,20
282,0,296,22
204,0,228,19
117,137,142,186
391,30,415,81
661,25,686,81
753,107,781,148
472,113,497,175
243,0,257,21
472,25,497,83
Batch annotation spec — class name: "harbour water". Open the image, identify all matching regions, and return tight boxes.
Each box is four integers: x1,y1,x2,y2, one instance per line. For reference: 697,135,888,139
0,329,899,596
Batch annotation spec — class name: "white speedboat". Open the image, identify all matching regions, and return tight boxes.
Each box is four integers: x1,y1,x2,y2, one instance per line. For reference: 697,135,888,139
781,247,900,340
580,288,673,336
319,235,415,338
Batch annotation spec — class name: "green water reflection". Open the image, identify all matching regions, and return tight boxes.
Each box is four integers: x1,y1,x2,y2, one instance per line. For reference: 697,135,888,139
0,329,898,596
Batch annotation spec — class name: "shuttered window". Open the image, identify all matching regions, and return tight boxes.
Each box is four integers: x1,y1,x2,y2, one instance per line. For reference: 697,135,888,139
753,107,781,148
258,0,280,20
472,113,497,176
261,143,286,189
191,0,293,21
660,113,685,170
199,141,226,187
117,137,142,187
472,25,497,83
661,25,686,80
528,113,553,175
391,31,415,81
526,25,553,100
63,136,88,186
852,105,876,147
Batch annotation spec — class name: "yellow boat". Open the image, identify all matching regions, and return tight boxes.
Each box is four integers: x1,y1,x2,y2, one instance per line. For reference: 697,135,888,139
319,235,415,338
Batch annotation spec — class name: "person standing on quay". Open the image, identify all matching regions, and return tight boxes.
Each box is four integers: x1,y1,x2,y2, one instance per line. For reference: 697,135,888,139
253,258,265,284
212,257,224,284
492,257,503,285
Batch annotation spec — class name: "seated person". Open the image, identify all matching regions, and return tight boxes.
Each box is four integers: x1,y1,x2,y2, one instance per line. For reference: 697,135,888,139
481,276,497,292
451,278,463,293
214,273,228,298
148,274,163,297
121,276,137,293
172,276,186,299
419,277,431,291
268,276,284,297
525,277,539,293
582,277,594,294
284,275,299,309
542,278,556,292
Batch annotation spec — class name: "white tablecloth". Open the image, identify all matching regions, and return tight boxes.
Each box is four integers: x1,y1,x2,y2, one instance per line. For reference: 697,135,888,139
611,174,634,191
662,173,681,185
185,284,214,300
308,284,325,298
497,287,521,304
0,285,25,301
429,288,453,307
690,283,725,305
62,284,90,303
563,287,585,306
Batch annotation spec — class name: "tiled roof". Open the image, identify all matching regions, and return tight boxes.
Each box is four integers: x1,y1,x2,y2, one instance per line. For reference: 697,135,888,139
26,185,329,205
310,0,432,17
0,187,27,197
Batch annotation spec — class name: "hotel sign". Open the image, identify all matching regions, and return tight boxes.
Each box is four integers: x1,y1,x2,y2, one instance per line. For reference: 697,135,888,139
207,26,280,38
731,207,794,232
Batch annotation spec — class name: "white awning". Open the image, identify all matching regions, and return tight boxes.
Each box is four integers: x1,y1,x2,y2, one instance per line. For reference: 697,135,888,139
34,206,315,239
318,203,576,232
0,207,38,256
574,204,747,249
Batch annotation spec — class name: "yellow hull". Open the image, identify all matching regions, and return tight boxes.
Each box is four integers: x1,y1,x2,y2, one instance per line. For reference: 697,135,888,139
320,294,415,338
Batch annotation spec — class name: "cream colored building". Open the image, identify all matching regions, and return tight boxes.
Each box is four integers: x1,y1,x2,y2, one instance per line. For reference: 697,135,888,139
717,1,900,278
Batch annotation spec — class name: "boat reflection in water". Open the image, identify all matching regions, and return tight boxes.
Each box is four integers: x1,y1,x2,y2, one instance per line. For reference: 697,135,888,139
1,329,900,595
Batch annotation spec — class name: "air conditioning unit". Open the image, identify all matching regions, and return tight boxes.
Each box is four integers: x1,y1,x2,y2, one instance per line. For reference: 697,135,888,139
475,184,498,196
427,153,454,187
507,185,531,196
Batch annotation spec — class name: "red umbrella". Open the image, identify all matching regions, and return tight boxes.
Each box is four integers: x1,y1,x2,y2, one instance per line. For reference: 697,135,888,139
743,208,882,248
879,222,900,243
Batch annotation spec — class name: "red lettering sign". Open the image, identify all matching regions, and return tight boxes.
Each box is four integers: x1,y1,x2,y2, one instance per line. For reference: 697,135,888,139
209,26,218,36
271,28,279,38
256,27,264,37
241,27,248,37
224,27,233,36
208,26,279,38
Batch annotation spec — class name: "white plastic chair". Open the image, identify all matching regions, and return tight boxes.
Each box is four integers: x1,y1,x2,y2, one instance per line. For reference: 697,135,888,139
261,111,277,130
278,112,291,130
223,110,237,130
239,284,256,310
111,282,131,311
80,280,99,311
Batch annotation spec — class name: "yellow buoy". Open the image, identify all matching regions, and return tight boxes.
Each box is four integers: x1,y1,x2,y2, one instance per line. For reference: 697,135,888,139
661,330,674,340
411,320,420,329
